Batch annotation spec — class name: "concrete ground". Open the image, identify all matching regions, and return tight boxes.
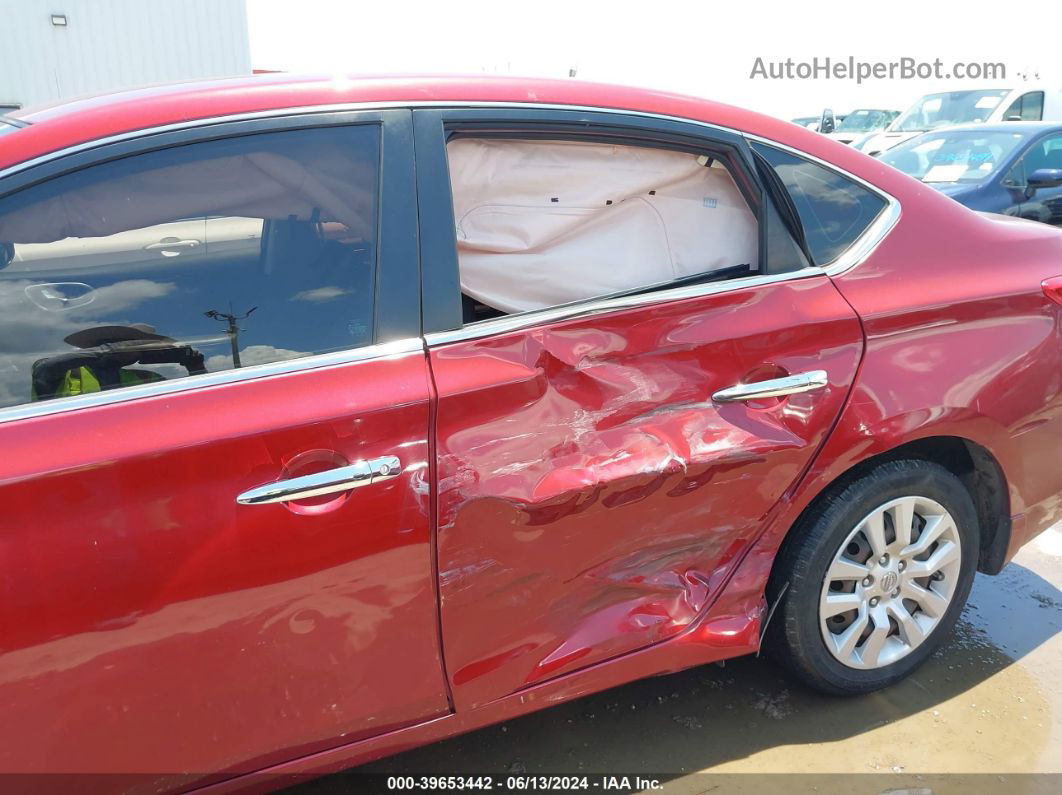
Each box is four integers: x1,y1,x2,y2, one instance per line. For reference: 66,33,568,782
302,524,1062,794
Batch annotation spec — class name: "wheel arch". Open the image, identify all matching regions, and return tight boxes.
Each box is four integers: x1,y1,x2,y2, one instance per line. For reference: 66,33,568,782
773,435,1012,586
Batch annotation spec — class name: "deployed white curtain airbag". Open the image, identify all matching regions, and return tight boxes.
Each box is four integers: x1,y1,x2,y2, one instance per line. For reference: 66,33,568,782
448,138,759,314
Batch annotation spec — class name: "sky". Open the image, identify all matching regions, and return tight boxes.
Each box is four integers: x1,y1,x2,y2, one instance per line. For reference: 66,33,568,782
247,0,1060,120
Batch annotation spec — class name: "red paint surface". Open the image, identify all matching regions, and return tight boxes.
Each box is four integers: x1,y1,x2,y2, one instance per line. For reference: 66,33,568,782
2,76,1062,790
198,593,767,794
828,211,1062,553
0,72,955,206
730,207,1062,598
1044,275,1062,307
430,277,863,709
0,352,450,783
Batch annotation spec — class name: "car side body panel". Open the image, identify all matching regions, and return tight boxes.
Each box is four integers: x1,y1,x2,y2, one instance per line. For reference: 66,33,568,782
725,205,1062,603
0,350,451,781
1,76,1061,790
0,107,450,786
828,210,1062,549
430,276,864,709
195,561,773,793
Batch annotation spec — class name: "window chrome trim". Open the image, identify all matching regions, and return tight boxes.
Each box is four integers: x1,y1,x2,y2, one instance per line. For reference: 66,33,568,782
0,98,902,356
0,337,423,426
822,198,900,276
0,101,900,276
0,100,728,181
424,268,823,347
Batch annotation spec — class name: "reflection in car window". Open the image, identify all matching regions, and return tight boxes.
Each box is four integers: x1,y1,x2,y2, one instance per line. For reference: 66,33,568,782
881,131,1026,184
751,143,886,266
0,124,380,409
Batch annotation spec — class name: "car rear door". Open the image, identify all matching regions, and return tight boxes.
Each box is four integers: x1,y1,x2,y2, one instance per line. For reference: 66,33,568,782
0,110,450,783
413,108,871,710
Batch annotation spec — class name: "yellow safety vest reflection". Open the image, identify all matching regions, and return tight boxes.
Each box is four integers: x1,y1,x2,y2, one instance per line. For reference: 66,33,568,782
56,366,164,397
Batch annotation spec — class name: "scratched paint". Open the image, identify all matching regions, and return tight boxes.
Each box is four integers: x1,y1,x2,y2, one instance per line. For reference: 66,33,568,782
429,276,864,709
352,526,1062,787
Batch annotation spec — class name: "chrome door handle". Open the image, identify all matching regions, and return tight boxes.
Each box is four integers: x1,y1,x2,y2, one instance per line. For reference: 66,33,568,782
712,370,829,403
236,455,401,505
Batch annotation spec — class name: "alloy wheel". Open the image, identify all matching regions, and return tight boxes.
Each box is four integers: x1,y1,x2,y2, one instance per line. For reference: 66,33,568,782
818,495,962,669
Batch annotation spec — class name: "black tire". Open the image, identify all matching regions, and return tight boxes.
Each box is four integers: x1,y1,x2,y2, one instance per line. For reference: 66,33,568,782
765,459,980,695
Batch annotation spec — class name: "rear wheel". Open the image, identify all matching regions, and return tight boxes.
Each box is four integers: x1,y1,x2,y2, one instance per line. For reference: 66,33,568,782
766,459,980,695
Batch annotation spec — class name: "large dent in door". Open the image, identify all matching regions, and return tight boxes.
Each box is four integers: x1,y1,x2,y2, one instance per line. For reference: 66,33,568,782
431,279,862,708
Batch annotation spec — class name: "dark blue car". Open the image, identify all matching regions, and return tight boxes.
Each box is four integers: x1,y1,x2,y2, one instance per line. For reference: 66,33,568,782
879,122,1062,226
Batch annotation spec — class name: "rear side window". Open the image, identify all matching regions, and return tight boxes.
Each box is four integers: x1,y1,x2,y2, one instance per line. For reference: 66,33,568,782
445,137,760,321
751,142,886,266
0,124,379,409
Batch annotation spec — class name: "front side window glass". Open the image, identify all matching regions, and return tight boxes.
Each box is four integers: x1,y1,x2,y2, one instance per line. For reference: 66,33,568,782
0,124,380,409
1006,134,1062,186
1003,92,1045,121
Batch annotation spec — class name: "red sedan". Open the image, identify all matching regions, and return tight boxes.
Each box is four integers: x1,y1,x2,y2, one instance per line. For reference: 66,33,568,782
1,75,1060,789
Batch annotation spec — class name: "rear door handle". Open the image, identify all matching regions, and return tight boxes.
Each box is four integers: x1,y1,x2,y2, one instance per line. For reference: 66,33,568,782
236,455,401,505
712,370,829,403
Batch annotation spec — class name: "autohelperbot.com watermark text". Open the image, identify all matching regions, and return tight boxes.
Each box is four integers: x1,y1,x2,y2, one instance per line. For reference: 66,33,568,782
750,56,1005,83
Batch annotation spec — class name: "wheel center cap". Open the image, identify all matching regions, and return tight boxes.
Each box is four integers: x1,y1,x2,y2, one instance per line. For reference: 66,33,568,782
881,571,899,592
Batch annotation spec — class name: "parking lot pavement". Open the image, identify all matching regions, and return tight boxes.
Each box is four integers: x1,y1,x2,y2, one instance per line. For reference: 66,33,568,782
300,524,1062,794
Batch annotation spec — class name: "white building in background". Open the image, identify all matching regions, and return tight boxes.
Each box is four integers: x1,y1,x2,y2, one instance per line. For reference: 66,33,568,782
0,0,251,112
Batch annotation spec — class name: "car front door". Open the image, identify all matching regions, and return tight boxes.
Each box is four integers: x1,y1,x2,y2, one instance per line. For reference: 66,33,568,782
413,108,873,710
1013,133,1062,226
0,110,450,783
